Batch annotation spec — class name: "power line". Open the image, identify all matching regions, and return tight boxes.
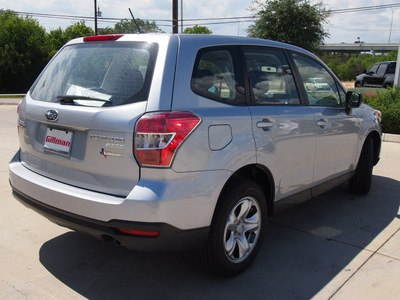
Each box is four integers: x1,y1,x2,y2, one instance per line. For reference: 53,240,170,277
14,10,253,28
10,2,400,29
15,11,164,22
16,10,253,24
183,16,254,21
331,3,400,14
326,24,400,32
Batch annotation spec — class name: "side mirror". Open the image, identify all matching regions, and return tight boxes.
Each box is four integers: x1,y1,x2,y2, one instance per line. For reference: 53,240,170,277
345,91,363,114
362,69,367,74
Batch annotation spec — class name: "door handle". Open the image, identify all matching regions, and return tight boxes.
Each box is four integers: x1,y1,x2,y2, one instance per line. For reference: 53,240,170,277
317,118,328,128
257,121,274,130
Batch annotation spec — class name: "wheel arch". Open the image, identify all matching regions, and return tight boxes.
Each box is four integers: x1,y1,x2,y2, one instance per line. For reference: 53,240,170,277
367,130,381,166
216,164,275,217
383,82,392,89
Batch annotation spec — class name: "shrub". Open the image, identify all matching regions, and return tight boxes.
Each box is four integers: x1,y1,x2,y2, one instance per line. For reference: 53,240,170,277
363,87,400,134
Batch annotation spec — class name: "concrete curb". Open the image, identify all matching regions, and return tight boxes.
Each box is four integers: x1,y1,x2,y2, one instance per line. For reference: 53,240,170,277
0,98,21,105
382,133,400,143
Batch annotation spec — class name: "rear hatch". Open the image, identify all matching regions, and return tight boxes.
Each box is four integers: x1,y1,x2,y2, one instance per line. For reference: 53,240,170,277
18,35,159,196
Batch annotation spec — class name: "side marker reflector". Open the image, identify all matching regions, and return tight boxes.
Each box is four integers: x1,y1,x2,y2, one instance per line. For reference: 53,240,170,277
118,228,160,237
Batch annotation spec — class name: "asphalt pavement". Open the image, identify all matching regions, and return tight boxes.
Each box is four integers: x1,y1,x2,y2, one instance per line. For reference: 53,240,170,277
0,104,400,299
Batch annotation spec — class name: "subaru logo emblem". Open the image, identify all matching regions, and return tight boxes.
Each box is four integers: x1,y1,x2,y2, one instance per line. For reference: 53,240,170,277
45,109,59,121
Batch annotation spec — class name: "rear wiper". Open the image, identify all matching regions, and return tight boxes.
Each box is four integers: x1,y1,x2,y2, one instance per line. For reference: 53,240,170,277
57,95,111,104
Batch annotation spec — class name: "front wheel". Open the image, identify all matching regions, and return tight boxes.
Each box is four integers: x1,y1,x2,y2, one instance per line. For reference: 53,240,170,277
198,179,267,276
349,137,373,194
383,83,392,89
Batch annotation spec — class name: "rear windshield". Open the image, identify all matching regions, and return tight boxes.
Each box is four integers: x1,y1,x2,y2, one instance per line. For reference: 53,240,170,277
31,42,158,107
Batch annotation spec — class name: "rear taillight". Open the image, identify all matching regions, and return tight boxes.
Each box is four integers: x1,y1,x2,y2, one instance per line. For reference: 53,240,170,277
135,112,201,167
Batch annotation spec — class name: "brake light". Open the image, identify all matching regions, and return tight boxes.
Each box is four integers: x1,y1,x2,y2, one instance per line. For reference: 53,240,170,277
83,34,123,42
135,112,201,167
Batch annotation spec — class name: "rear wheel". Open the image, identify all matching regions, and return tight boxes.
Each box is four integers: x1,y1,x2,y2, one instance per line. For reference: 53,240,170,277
349,137,373,194
198,180,267,276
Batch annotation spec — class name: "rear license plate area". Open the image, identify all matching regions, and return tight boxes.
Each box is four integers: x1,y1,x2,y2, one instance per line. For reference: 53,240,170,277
43,128,73,156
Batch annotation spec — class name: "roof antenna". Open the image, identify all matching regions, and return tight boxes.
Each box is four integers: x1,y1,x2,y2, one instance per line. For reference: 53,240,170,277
129,8,143,33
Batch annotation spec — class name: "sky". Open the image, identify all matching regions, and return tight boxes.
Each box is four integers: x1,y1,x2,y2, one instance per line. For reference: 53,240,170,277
1,0,400,45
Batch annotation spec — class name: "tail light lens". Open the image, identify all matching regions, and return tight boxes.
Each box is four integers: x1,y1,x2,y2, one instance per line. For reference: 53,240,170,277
135,112,201,167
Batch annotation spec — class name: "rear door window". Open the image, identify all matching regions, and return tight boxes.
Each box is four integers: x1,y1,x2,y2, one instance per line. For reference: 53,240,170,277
191,47,245,105
387,63,396,74
31,42,158,107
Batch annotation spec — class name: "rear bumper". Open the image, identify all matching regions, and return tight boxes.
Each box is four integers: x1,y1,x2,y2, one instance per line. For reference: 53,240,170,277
9,150,231,251
11,186,209,252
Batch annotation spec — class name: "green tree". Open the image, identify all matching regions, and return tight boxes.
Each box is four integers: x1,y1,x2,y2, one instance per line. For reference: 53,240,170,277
183,25,213,34
63,21,95,41
113,18,164,33
47,27,66,58
98,26,116,34
0,9,50,93
46,21,94,59
247,0,331,52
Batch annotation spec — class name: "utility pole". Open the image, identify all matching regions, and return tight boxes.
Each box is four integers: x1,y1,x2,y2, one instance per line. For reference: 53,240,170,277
172,0,178,34
389,9,395,43
181,0,183,33
94,0,98,35
394,40,400,87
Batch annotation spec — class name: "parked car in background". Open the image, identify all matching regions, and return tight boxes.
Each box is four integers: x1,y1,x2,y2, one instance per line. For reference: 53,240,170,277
9,34,382,276
305,77,330,91
355,61,396,88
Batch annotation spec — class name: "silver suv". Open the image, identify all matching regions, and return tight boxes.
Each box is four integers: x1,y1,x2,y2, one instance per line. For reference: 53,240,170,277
9,34,382,276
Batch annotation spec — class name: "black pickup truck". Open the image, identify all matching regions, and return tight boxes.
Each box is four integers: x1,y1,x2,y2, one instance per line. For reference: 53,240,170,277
355,61,396,88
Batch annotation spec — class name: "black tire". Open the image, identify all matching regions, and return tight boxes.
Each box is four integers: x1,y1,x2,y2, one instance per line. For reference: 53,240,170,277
384,83,392,89
349,137,373,194
355,81,363,88
198,179,267,276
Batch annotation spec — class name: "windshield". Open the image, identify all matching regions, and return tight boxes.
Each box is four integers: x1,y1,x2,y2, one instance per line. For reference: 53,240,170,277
31,42,158,107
